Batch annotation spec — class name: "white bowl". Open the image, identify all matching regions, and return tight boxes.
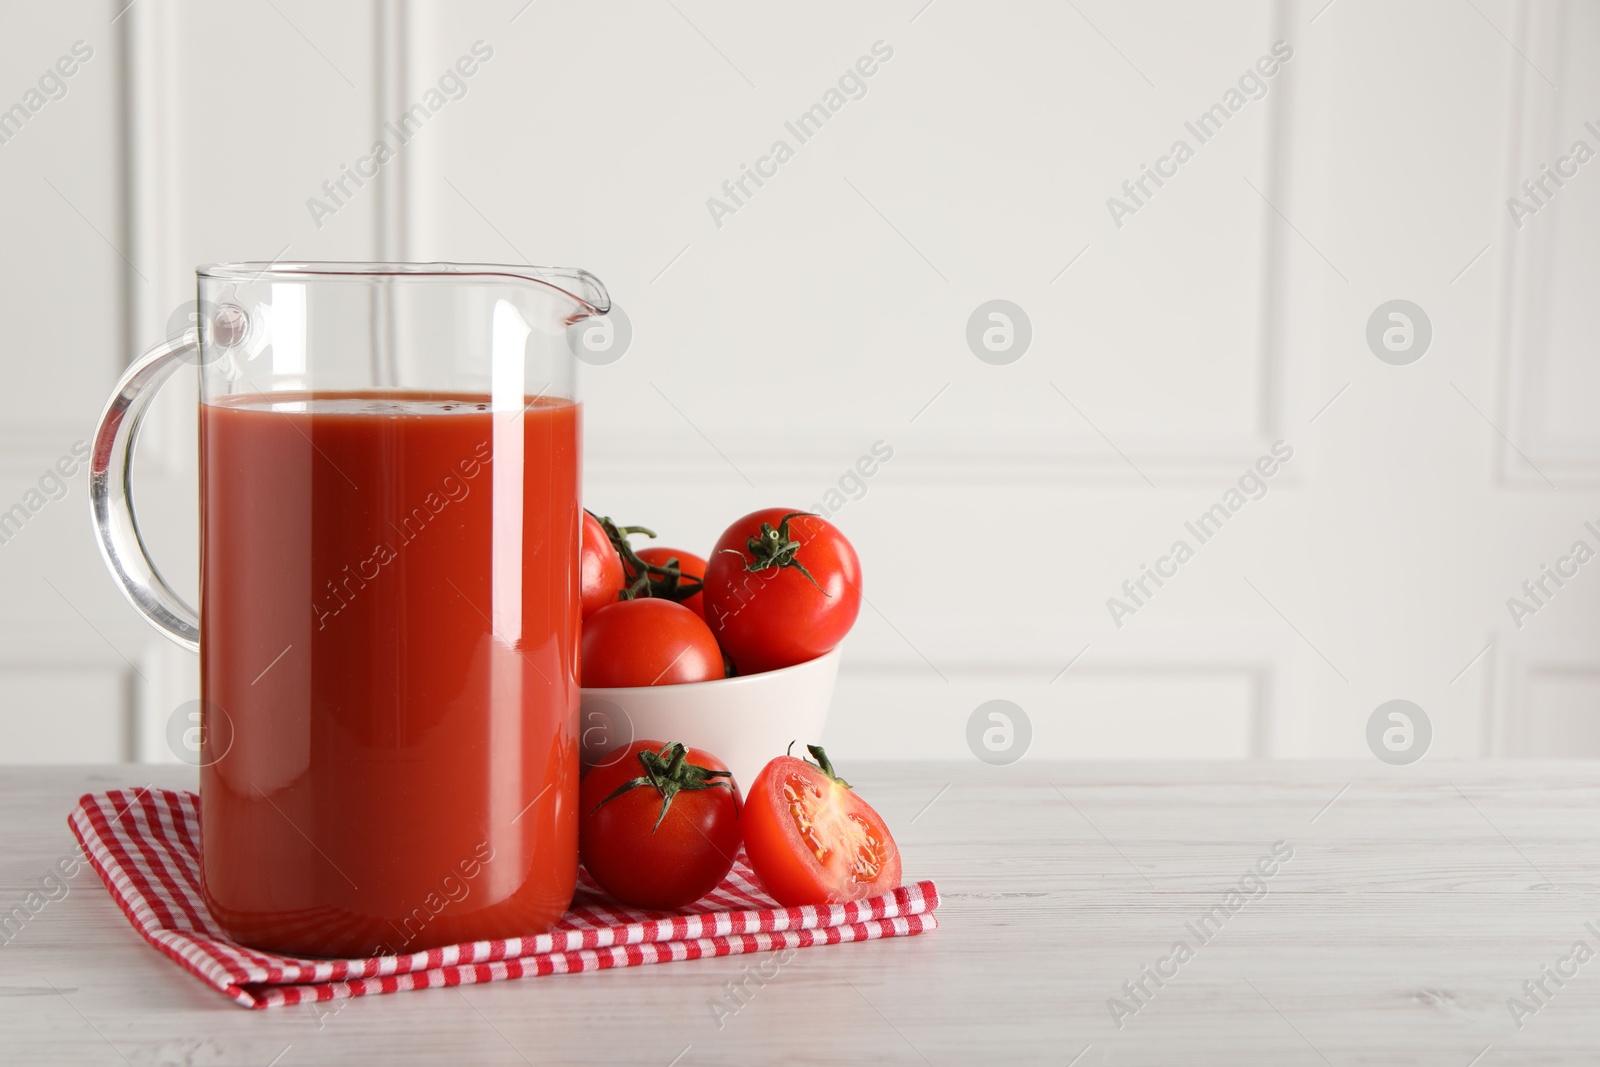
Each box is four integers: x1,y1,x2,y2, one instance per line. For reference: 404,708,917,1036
579,647,841,794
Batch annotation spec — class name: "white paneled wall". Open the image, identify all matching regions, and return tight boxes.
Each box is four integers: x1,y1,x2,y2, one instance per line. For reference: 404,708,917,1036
0,0,1595,763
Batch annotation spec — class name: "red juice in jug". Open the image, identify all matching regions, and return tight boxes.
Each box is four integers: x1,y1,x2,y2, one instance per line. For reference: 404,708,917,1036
198,391,580,957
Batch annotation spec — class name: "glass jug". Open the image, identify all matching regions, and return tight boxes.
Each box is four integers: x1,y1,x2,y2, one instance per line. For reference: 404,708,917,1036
90,262,609,957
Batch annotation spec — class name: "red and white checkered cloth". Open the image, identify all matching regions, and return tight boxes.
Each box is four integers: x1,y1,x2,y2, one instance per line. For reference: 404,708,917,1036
68,788,939,1009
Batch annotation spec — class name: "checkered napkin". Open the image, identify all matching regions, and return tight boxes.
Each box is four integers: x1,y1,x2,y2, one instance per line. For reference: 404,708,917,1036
67,788,939,1009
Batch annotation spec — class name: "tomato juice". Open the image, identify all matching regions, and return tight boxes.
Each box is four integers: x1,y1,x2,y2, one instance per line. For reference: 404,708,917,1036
198,392,580,957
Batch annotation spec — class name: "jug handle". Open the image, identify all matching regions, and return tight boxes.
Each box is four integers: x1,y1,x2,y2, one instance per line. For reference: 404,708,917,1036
89,333,201,653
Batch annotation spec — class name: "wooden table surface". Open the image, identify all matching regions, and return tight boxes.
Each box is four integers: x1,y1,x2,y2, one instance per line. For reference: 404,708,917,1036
2,760,1597,1065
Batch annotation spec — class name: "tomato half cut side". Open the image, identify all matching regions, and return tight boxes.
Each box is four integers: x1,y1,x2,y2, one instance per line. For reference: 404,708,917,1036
742,746,901,907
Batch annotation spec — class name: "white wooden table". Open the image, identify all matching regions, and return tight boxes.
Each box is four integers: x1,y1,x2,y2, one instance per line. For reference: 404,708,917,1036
1,761,1596,1065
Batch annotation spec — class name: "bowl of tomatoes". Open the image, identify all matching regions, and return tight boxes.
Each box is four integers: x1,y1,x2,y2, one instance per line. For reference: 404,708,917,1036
578,507,861,792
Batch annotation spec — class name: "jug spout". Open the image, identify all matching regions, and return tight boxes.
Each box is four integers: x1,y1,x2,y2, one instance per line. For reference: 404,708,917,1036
403,262,611,322
495,265,610,320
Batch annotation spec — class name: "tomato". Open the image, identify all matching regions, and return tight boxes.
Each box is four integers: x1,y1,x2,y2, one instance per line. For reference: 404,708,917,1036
580,511,624,619
634,546,707,618
743,746,900,907
581,598,725,687
579,740,743,909
703,509,862,675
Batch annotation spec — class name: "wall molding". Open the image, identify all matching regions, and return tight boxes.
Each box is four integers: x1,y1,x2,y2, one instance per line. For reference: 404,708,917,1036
0,623,136,761
374,0,412,262
1493,644,1600,757
835,648,1281,759
121,0,190,478
1495,0,1600,486
494,1,1298,489
832,659,1273,759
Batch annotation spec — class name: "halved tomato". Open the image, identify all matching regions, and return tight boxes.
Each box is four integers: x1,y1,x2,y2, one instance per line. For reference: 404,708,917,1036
742,745,901,906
